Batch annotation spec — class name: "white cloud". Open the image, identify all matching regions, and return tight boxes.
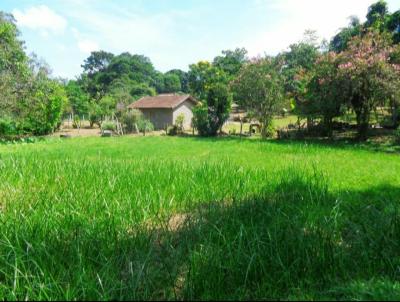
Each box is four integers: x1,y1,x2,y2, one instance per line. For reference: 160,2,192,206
12,5,67,35
246,0,377,56
78,40,99,54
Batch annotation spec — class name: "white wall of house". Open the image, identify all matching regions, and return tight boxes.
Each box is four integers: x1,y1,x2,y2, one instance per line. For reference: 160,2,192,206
172,100,195,129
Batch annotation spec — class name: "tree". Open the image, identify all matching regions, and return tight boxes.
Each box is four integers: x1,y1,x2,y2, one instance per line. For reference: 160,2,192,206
65,80,90,116
232,58,285,138
22,73,67,135
193,83,232,136
330,16,363,53
303,52,348,135
163,73,181,93
188,61,228,100
281,31,320,100
165,69,189,93
213,48,248,78
387,10,400,43
337,30,400,139
130,82,156,100
82,51,114,75
0,12,30,118
366,0,389,28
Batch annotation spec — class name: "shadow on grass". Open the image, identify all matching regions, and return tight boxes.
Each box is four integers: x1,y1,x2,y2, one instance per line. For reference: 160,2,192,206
1,171,400,300
184,131,400,155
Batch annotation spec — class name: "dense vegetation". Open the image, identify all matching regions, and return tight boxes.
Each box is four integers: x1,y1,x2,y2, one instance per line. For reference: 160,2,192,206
0,13,67,138
0,136,399,300
1,1,399,139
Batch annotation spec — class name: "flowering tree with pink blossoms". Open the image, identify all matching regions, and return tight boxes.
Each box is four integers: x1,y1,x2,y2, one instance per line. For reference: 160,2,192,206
337,30,400,139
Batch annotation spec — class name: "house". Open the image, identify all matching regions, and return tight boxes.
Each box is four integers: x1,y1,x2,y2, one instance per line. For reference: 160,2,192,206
128,94,198,130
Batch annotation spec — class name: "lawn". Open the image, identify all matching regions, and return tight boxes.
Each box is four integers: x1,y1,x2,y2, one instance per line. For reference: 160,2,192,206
0,136,400,300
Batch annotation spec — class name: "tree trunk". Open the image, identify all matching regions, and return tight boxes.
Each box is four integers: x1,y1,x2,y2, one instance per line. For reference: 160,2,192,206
392,103,399,128
323,116,333,138
355,109,370,141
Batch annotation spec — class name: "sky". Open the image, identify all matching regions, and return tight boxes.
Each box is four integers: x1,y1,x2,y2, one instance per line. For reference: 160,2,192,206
1,0,398,79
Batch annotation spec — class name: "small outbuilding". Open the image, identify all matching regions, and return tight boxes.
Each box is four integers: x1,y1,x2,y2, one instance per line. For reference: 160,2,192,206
128,94,198,130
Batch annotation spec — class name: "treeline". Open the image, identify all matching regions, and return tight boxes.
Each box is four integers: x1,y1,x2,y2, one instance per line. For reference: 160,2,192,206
0,12,67,137
0,1,399,139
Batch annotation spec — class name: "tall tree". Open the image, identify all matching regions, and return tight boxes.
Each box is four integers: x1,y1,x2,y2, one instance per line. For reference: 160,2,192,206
366,0,389,28
213,48,248,78
193,82,232,136
81,51,114,75
337,30,400,139
0,12,30,117
165,69,189,93
232,57,285,138
188,61,228,100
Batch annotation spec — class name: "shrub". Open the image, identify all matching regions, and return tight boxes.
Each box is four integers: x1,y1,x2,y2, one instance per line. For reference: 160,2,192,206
175,113,185,131
101,121,117,132
24,78,67,135
137,119,154,133
72,115,81,129
0,117,19,137
167,125,179,136
121,110,142,133
88,103,103,128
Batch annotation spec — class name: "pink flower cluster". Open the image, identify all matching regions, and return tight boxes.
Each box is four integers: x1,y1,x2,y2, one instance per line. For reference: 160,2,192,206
339,62,353,70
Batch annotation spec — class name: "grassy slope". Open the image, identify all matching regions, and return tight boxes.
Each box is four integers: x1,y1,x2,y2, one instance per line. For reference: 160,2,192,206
0,136,399,300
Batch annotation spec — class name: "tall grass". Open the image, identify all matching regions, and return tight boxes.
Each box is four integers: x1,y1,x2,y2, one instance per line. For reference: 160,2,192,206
0,136,399,300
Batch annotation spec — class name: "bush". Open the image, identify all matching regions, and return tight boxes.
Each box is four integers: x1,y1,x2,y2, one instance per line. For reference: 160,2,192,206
137,119,154,133
0,117,19,137
192,105,210,136
101,121,117,132
72,115,81,129
24,79,67,135
167,125,179,136
175,113,185,131
121,110,142,133
88,103,103,128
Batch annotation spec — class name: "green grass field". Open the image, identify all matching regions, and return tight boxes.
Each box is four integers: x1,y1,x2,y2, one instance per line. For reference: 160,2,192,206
0,136,400,300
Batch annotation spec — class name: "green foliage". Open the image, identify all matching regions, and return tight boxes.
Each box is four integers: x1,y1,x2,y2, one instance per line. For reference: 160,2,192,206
303,52,347,135
130,82,156,99
121,109,142,133
192,104,210,136
65,80,90,116
81,50,114,75
232,57,284,137
330,16,363,53
188,61,228,100
88,102,103,128
165,69,189,93
137,119,154,133
394,127,400,144
162,73,181,93
22,76,67,135
337,30,400,139
72,115,81,129
366,0,389,28
281,33,320,96
193,83,232,136
0,116,19,136
213,48,248,78
175,113,185,131
101,120,117,132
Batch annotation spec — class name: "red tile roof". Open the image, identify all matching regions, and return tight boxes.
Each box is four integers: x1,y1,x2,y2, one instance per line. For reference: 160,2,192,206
128,94,198,109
